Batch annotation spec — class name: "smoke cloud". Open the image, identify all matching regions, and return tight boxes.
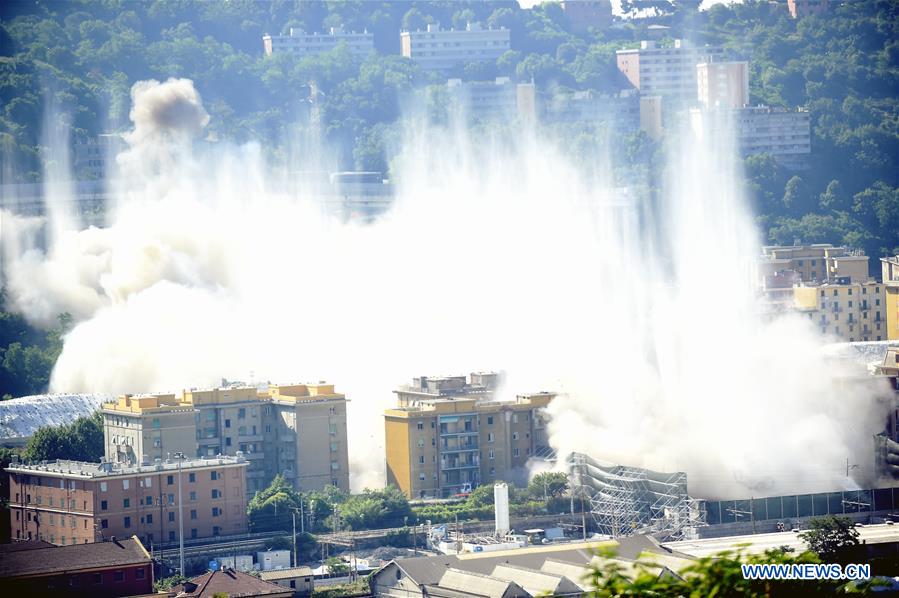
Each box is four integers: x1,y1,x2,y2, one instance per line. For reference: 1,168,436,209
1,79,891,498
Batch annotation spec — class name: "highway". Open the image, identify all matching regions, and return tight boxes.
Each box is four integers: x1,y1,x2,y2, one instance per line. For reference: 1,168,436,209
665,524,899,557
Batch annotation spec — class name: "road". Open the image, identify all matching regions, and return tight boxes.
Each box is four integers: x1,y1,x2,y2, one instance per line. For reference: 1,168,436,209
665,524,899,557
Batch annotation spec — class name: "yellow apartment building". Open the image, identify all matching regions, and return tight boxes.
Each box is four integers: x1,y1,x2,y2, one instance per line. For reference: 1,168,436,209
793,279,888,342
758,244,870,286
882,256,899,340
385,373,554,499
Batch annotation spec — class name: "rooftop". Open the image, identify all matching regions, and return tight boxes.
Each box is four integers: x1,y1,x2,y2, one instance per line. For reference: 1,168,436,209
0,536,151,579
6,454,247,479
173,568,291,597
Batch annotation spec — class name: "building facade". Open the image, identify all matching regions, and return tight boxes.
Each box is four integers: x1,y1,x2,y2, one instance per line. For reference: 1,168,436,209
263,27,374,59
384,373,554,498
689,106,811,169
757,244,870,286
616,40,725,103
793,279,889,342
101,383,350,497
7,455,248,547
697,61,749,109
446,77,536,123
882,256,899,340
401,23,510,72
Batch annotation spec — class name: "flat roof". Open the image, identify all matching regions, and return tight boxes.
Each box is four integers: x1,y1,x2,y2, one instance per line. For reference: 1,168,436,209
7,455,247,479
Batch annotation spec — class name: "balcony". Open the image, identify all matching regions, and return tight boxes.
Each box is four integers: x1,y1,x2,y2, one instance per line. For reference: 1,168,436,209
238,434,264,442
197,436,221,445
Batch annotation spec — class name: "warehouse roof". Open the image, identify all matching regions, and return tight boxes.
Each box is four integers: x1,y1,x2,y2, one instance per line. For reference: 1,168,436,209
0,393,110,442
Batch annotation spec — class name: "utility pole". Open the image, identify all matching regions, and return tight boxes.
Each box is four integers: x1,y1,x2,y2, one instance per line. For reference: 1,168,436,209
300,498,305,534
292,511,297,568
173,452,185,577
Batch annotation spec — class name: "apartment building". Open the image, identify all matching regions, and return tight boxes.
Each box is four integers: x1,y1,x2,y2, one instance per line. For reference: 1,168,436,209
446,77,536,123
757,244,870,286
100,383,350,497
882,256,899,340
793,279,888,342
385,373,554,499
401,23,510,72
263,27,374,59
7,455,248,547
616,40,725,103
697,61,749,109
689,106,811,168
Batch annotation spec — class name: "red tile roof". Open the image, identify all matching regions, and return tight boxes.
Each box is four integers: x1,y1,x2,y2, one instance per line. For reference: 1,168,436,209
173,568,292,597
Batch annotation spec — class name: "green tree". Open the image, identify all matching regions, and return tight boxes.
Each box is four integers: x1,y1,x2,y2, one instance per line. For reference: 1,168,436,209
325,556,349,575
23,411,103,463
528,472,569,500
338,486,412,531
799,515,861,564
247,474,303,532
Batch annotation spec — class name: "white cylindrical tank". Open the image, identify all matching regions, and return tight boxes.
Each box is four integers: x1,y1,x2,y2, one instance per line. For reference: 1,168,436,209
494,483,510,536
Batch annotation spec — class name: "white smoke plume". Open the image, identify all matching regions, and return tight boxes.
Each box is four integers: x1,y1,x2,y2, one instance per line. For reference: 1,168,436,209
1,79,891,498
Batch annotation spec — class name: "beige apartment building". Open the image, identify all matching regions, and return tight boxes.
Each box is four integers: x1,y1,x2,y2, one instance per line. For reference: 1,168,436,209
616,39,725,102
400,22,510,72
385,373,554,499
101,383,350,497
794,279,888,342
757,244,870,287
7,455,247,546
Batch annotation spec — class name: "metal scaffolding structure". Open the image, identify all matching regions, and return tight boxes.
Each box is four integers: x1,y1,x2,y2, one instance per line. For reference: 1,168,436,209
568,453,706,541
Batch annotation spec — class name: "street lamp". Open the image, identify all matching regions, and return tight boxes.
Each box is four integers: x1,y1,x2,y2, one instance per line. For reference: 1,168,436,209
172,452,186,577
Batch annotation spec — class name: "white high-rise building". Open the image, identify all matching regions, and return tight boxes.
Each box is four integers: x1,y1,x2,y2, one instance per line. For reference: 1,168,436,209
401,22,510,72
697,61,749,109
263,27,374,59
616,40,725,103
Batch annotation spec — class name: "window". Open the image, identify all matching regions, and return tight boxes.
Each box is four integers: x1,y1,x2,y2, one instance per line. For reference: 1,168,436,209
168,512,175,522
211,471,219,481
512,414,518,423
238,408,246,419
329,423,338,435
212,507,220,517
487,433,494,443
145,495,152,506
430,421,435,429
190,509,197,520
488,449,495,460
114,570,124,582
122,479,130,490
331,461,339,470
417,438,424,448
213,526,221,536
419,473,425,481
225,419,231,428
123,516,131,529
487,416,493,425
211,489,220,499
512,432,519,440
123,498,130,508
513,448,520,457
417,422,424,430
167,475,174,485
190,491,197,501
168,493,174,504
191,528,198,539
225,437,232,447
101,500,108,511
101,519,108,529
330,442,338,452
189,473,196,483
419,456,425,464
